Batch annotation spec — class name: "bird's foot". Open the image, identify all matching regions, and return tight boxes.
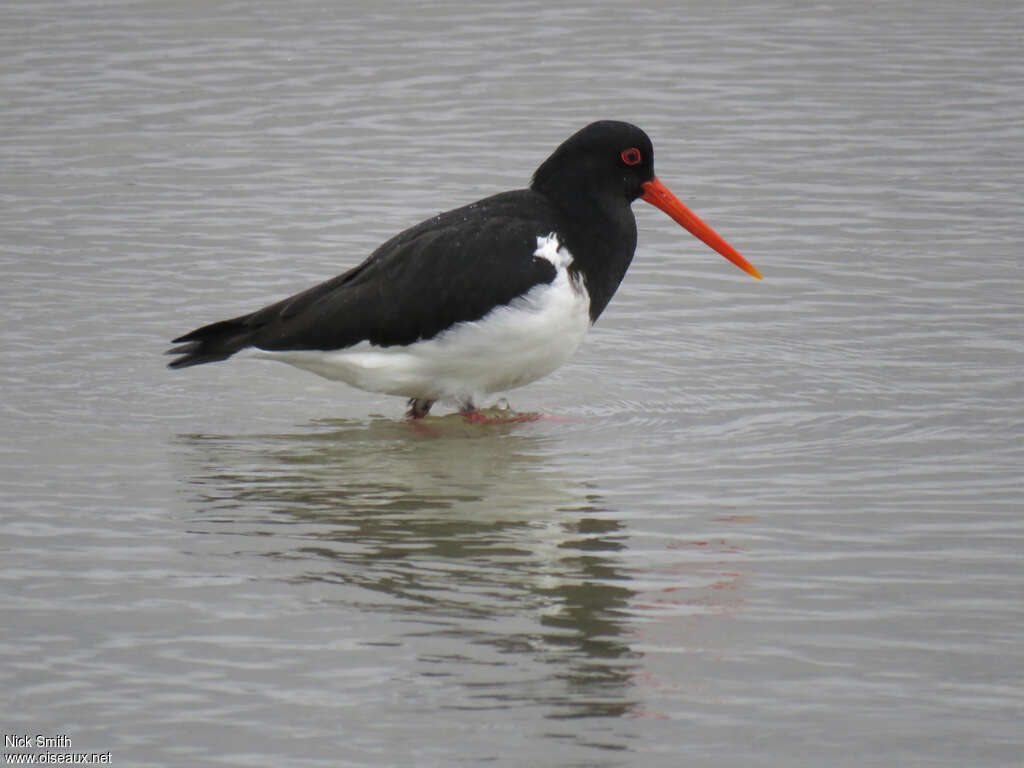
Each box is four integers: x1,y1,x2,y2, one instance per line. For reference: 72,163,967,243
407,399,572,426
462,410,545,425
459,401,553,424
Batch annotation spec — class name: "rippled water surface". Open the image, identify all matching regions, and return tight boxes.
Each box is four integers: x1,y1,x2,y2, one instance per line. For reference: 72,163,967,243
2,1,1022,766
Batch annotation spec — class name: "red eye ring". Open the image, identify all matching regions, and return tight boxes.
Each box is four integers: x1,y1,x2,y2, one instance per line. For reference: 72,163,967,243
621,147,642,166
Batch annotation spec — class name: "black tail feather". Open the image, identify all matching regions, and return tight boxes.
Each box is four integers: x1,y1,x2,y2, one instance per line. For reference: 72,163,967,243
166,316,256,369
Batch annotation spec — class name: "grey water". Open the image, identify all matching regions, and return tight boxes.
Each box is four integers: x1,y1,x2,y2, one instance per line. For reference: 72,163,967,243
2,1,1022,766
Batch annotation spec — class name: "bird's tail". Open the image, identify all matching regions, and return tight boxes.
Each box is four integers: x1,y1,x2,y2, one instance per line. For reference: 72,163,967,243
166,314,256,369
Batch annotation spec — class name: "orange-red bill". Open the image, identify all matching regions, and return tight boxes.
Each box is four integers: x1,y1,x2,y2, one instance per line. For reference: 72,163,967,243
641,177,762,280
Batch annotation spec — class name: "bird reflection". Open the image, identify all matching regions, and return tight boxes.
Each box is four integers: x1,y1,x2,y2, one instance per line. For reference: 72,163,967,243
176,416,639,719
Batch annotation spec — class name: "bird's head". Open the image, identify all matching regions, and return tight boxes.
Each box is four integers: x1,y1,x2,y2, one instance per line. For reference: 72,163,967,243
533,121,761,280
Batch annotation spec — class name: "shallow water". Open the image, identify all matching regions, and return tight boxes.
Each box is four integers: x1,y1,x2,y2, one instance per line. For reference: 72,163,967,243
2,1,1022,766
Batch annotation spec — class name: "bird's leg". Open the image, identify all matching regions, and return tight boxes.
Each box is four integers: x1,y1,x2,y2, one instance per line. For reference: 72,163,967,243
406,398,434,419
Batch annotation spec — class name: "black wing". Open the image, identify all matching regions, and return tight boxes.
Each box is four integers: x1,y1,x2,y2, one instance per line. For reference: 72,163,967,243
167,190,562,368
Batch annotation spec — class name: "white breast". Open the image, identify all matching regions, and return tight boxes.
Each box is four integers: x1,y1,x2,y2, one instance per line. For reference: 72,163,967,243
254,234,592,408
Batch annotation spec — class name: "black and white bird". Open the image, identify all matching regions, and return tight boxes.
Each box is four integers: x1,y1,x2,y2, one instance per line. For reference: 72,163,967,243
168,121,761,419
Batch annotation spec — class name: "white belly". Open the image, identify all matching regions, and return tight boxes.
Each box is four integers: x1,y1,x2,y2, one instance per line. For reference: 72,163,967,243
254,234,592,407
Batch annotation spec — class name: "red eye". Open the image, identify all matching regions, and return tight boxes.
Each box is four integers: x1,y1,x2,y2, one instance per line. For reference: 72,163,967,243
621,147,642,166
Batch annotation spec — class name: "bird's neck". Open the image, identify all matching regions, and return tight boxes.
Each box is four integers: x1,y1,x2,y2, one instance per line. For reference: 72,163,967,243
546,190,638,323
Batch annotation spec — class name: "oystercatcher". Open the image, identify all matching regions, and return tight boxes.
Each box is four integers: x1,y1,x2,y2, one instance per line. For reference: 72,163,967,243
168,121,760,419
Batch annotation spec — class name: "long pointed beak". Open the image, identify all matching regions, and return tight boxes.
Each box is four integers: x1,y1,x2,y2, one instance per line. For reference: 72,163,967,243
641,177,762,280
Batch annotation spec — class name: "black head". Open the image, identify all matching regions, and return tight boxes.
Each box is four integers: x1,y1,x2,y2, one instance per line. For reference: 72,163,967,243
531,121,656,206
532,120,762,282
